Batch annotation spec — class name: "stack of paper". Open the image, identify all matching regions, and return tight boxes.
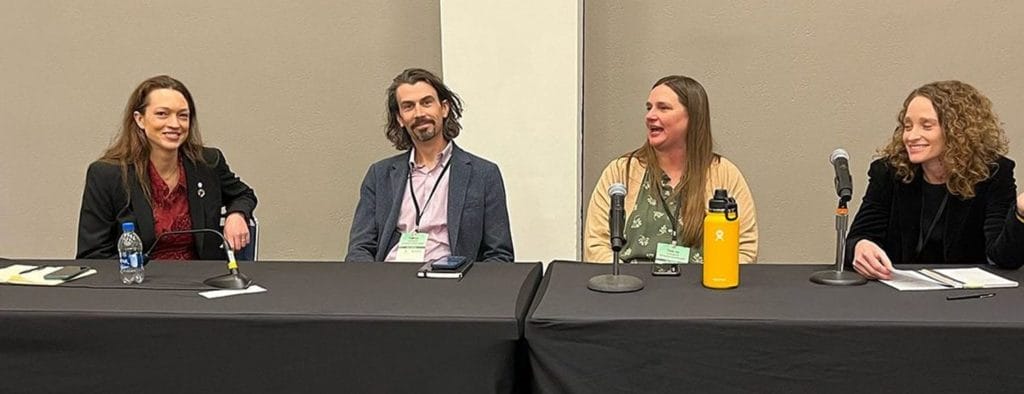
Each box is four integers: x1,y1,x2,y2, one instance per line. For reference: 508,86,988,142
881,267,1019,291
0,264,97,286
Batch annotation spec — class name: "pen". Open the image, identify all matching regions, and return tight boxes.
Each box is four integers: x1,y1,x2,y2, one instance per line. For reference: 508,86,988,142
18,265,47,274
946,293,995,301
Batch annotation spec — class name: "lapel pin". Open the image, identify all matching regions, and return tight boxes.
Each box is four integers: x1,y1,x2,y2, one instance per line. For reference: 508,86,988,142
197,182,206,198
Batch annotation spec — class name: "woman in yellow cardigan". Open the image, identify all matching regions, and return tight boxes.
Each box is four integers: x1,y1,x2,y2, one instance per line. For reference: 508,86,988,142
584,75,758,264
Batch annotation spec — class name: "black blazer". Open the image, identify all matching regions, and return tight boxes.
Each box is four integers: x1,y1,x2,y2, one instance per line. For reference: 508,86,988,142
345,143,514,262
846,156,1024,268
76,147,257,260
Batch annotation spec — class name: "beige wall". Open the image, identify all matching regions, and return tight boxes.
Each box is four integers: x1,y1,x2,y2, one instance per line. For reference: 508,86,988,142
3,1,1023,263
584,0,1024,263
0,1,441,260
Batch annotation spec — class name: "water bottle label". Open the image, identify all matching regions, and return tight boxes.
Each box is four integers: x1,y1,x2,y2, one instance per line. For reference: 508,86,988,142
129,253,141,268
119,254,131,270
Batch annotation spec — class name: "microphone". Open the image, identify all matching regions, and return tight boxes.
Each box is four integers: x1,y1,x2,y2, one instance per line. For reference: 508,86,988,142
830,148,853,202
587,182,644,293
608,183,627,252
145,228,253,289
810,148,867,286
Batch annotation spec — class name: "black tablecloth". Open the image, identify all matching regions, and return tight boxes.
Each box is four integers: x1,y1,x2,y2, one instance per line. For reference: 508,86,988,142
526,261,1024,393
0,260,542,394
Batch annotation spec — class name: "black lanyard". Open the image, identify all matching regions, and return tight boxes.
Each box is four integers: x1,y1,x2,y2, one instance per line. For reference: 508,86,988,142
915,192,949,258
409,159,452,228
655,174,683,244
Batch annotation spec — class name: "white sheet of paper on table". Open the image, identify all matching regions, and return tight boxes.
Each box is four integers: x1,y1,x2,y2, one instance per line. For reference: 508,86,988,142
880,269,950,291
880,267,1019,291
199,285,267,299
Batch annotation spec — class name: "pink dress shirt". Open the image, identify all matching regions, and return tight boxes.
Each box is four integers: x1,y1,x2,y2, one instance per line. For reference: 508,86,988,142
385,142,454,262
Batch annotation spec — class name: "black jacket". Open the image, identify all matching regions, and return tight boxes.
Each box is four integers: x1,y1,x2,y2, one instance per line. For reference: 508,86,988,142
846,156,1023,268
76,147,257,260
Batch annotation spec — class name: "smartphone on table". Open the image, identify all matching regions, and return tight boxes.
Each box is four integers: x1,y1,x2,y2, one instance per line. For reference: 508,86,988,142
651,263,681,276
430,256,468,270
43,266,91,280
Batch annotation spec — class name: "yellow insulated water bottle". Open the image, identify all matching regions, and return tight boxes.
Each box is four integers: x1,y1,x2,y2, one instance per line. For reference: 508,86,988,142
703,189,739,289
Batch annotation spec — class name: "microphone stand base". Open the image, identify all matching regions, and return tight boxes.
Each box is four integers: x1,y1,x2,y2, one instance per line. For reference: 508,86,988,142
810,270,867,286
204,270,253,289
588,274,644,293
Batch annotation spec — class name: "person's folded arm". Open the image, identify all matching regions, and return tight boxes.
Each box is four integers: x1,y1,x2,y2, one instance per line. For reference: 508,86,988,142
720,159,758,263
210,148,257,219
76,162,122,259
584,160,621,263
478,165,514,262
345,165,382,262
846,159,895,267
983,160,1024,269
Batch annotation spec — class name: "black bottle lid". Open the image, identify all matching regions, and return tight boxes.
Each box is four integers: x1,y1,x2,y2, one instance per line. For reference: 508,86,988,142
709,189,730,211
709,189,739,220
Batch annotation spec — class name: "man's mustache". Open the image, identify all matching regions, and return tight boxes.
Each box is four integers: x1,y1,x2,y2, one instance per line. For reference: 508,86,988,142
411,118,435,128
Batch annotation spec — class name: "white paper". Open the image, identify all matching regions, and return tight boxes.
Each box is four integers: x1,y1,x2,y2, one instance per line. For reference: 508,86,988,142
0,264,38,282
879,269,950,291
933,267,1019,289
0,264,97,286
880,267,1019,291
199,285,267,299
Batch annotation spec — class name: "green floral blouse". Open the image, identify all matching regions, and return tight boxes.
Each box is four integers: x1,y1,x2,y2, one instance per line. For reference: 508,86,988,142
620,170,703,264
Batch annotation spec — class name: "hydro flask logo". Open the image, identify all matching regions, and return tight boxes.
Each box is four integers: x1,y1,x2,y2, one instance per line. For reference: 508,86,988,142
715,229,724,241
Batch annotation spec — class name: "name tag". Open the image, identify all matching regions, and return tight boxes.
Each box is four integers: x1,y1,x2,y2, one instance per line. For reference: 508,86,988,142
396,231,428,262
655,242,691,265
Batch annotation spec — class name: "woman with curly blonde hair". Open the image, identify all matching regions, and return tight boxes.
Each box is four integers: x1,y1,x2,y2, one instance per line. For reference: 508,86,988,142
847,80,1024,279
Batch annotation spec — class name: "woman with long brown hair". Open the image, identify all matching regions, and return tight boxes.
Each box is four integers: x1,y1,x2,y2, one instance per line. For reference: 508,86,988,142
848,80,1024,279
77,75,257,260
584,75,758,263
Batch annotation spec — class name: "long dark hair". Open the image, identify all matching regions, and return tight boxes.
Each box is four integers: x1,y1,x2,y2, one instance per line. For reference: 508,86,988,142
99,75,205,204
626,75,719,247
384,68,463,150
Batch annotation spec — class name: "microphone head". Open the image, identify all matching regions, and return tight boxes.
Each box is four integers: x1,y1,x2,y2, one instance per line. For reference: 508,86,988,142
830,148,850,164
608,183,627,197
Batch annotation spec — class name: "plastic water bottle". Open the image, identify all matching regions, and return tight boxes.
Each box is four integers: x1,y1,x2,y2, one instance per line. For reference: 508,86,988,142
703,189,740,289
118,222,145,284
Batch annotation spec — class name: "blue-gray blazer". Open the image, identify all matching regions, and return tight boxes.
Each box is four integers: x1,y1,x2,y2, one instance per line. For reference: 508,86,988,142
345,143,514,262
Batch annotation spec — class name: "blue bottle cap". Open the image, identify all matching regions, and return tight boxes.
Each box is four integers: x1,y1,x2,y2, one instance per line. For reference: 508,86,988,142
122,222,135,232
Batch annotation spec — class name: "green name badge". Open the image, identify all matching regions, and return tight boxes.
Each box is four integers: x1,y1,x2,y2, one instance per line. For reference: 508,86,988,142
396,231,428,262
655,242,691,265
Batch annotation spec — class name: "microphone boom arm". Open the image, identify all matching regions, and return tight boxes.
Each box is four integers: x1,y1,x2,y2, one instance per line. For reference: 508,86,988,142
145,228,252,289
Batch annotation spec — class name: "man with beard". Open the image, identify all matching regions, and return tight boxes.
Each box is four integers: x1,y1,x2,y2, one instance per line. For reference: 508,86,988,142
345,68,515,263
